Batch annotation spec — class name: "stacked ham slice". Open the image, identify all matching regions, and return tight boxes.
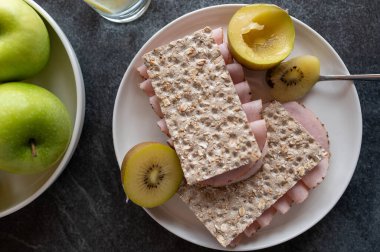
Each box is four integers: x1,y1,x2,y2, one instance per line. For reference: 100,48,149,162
230,102,330,246
136,27,330,247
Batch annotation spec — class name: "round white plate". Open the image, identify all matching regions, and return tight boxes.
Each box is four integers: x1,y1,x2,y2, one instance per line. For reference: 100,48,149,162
0,0,85,218
113,4,362,250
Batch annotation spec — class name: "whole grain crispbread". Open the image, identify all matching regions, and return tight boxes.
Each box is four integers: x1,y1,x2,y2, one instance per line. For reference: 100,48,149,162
178,101,328,247
143,27,261,185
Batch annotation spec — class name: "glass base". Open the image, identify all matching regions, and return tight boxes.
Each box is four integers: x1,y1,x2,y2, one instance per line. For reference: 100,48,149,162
99,0,151,23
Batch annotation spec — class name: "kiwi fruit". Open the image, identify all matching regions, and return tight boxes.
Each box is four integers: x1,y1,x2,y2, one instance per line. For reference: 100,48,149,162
228,4,295,70
121,142,183,208
266,55,320,102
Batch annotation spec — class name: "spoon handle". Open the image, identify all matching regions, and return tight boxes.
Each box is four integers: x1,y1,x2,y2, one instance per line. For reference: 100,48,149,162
319,74,380,81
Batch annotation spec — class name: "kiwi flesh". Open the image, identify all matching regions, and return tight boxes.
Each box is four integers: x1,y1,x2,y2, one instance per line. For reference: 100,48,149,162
266,55,320,102
121,142,183,208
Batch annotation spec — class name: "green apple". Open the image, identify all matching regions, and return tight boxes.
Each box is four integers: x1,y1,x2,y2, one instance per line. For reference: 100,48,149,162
0,82,71,174
0,0,50,83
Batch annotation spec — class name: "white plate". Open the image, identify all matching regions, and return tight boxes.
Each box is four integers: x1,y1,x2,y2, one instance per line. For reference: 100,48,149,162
0,0,85,218
113,4,362,250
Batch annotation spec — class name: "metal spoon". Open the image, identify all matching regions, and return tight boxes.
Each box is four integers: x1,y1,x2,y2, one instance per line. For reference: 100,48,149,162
319,74,380,81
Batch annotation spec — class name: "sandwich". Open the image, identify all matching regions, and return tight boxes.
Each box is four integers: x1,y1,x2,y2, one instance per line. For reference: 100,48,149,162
142,27,261,185
178,101,328,247
135,27,330,247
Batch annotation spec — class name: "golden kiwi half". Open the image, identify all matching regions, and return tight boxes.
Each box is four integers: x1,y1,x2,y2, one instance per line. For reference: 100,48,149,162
121,142,183,208
266,55,321,102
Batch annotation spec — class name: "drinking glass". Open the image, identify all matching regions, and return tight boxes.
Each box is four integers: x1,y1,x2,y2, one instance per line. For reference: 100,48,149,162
83,0,151,23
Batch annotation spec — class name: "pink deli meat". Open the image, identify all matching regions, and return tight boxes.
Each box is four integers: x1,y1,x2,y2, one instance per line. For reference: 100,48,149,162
273,195,292,214
242,100,262,122
238,102,330,243
219,42,233,64
226,63,245,84
249,120,267,151
235,81,252,104
287,181,309,204
211,27,223,45
283,102,330,189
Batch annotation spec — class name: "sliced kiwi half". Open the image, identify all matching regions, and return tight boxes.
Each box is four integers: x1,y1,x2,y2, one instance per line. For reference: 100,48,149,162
266,55,320,102
121,142,183,208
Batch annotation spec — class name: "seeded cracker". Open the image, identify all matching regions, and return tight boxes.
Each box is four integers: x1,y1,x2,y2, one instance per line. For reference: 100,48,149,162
143,27,261,185
178,101,329,247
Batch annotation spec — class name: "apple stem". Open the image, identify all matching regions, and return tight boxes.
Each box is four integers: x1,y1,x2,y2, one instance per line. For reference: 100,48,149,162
30,139,37,157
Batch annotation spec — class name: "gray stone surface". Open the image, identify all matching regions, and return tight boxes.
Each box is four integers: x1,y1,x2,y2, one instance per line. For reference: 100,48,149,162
0,0,379,251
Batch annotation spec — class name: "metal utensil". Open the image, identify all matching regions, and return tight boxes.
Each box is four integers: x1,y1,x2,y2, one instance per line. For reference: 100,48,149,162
319,74,380,81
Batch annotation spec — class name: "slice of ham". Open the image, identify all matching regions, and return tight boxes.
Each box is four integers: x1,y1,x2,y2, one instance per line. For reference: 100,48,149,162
242,208,277,240
286,181,309,204
167,138,174,148
256,207,277,228
244,221,260,237
198,162,253,187
249,120,266,151
273,195,292,214
229,233,245,248
242,100,262,122
206,143,267,187
137,65,148,79
236,152,265,182
139,79,155,97
226,63,245,84
283,102,330,189
211,27,223,45
157,119,169,136
219,43,233,64
238,102,330,243
149,96,163,118
302,158,329,189
282,102,329,150
235,81,251,104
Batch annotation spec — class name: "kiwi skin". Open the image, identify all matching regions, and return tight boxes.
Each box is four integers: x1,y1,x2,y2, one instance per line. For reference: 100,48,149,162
266,55,320,102
121,142,183,208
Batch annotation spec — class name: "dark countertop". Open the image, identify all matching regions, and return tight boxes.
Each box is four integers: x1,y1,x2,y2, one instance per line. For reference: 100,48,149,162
1,0,379,251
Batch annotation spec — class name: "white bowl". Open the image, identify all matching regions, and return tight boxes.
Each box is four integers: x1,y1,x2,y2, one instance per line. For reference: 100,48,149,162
0,0,85,218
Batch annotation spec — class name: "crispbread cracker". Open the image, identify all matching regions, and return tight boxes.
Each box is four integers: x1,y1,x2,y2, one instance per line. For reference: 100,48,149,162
143,27,260,185
178,101,328,247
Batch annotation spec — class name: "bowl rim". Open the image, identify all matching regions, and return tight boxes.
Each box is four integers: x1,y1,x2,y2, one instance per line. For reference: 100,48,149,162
0,0,86,218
